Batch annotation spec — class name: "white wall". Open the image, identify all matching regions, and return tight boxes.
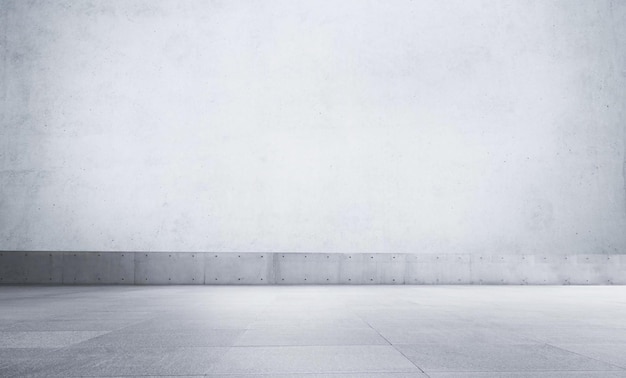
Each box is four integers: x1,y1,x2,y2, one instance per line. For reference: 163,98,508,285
1,0,625,253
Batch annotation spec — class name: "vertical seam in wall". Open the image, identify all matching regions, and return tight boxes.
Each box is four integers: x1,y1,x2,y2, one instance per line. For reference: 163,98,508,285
271,252,278,284
60,251,64,284
202,252,206,285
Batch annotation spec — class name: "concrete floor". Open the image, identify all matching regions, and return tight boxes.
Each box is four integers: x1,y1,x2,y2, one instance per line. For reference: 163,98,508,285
1,286,626,377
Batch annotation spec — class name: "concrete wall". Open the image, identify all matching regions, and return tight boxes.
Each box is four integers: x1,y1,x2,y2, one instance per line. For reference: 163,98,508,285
1,1,626,254
1,252,624,285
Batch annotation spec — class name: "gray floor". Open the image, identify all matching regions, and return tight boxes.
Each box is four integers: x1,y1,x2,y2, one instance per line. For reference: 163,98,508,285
1,286,626,377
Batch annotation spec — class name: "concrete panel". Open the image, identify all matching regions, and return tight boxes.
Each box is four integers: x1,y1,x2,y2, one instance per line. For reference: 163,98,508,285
470,255,529,285
0,251,63,284
134,253,203,285
0,252,624,285
275,253,340,284
62,252,134,284
338,254,378,284
569,255,624,285
608,255,626,285
205,253,271,285
405,254,471,284
530,255,573,285
375,254,406,284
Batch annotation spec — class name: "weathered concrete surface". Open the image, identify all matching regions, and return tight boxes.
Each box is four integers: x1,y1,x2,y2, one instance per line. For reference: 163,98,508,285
205,253,272,285
134,252,203,284
0,252,624,285
62,252,134,284
1,1,626,255
0,251,63,284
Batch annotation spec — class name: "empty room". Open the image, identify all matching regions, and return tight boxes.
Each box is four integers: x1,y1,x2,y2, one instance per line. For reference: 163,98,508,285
1,0,626,377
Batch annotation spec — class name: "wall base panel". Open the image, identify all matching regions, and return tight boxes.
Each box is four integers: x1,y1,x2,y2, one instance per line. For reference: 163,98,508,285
0,252,624,285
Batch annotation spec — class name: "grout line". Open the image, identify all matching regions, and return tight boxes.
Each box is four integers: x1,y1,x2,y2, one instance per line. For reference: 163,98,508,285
546,343,626,371
355,313,430,376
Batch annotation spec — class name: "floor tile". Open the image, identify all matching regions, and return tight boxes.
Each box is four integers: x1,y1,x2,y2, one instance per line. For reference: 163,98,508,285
0,347,229,377
234,328,388,346
554,343,626,369
376,327,536,345
395,343,622,372
428,373,626,378
3,319,141,332
0,331,108,348
208,345,419,374
72,330,245,348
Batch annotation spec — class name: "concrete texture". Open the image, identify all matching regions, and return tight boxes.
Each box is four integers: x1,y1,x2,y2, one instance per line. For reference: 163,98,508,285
1,285,626,377
1,251,625,285
134,252,203,285
1,0,626,255
62,251,134,284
